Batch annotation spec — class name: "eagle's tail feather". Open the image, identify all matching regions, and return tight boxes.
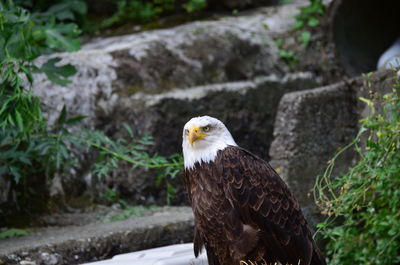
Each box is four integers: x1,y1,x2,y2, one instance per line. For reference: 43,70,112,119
205,244,221,265
310,246,327,265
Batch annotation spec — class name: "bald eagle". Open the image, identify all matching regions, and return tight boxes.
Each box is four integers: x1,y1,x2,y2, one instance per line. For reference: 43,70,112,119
182,116,326,265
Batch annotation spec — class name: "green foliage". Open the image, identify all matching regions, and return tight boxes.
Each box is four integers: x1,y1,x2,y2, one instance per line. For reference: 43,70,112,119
39,57,77,86
275,38,298,66
100,0,207,30
155,153,183,204
293,0,324,30
15,0,207,33
0,0,81,131
183,0,207,13
293,0,324,47
0,228,28,239
316,87,400,265
0,0,82,189
279,0,294,4
79,124,183,204
102,205,161,222
300,31,311,47
0,0,183,222
99,188,161,222
101,188,122,205
47,112,184,204
279,50,297,65
100,0,158,29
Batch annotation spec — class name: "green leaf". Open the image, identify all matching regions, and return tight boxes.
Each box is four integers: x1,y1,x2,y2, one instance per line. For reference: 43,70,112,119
0,228,28,239
183,0,207,13
43,24,81,52
9,166,21,184
20,64,34,84
308,17,320,27
66,115,87,124
15,110,24,131
18,155,32,166
300,31,311,47
167,182,176,199
292,21,304,30
123,123,134,138
57,105,67,126
359,97,374,108
39,57,77,86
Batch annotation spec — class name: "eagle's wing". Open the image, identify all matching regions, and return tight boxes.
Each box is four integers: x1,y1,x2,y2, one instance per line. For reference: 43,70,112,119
218,146,316,265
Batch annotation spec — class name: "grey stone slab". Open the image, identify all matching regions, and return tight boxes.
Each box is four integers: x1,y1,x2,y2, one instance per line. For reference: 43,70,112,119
0,207,194,265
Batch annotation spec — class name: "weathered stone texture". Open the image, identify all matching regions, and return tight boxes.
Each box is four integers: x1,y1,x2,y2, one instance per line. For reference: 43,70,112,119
269,82,358,207
269,70,399,207
118,73,319,157
92,73,319,204
0,207,194,265
32,2,305,127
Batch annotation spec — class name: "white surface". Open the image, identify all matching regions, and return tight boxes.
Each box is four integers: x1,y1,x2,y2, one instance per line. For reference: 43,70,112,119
377,37,400,70
83,243,208,265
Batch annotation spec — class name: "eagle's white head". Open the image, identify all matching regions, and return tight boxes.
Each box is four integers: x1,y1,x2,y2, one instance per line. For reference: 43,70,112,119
182,116,237,170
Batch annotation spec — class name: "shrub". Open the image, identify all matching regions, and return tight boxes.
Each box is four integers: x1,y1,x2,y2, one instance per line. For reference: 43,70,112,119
316,82,400,264
0,0,182,226
99,0,207,30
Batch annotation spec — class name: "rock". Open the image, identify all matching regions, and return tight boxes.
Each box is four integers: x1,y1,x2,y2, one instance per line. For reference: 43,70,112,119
40,252,60,265
269,82,358,207
49,174,65,200
93,72,320,204
269,70,398,207
19,261,36,265
0,207,194,265
21,0,399,217
28,2,312,206
117,72,319,157
33,2,305,127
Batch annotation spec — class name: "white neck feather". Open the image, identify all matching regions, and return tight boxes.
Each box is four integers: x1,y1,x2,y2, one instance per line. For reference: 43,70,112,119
182,132,237,170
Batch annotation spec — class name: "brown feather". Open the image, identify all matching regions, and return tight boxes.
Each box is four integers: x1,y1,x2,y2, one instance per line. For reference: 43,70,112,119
184,146,326,265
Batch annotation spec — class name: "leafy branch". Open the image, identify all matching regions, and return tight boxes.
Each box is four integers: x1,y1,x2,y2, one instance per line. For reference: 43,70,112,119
315,85,400,265
0,1,183,224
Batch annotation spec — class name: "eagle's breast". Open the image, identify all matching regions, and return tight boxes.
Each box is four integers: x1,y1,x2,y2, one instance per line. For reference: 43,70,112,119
184,147,257,264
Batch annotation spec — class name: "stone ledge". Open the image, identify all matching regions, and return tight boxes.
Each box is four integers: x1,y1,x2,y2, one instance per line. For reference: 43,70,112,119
0,207,194,265
32,1,306,127
270,70,399,207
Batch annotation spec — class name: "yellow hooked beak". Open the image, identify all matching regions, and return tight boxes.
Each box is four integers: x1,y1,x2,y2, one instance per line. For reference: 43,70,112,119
189,125,209,146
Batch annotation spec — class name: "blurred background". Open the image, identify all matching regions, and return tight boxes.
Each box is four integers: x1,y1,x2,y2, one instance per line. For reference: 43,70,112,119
0,0,399,264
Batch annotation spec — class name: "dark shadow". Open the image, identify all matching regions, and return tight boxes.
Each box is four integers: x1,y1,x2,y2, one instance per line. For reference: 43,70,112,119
332,0,400,75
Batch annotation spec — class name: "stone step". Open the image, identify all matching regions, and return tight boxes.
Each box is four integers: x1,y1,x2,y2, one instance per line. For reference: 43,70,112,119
32,1,307,126
83,72,320,206
0,207,194,265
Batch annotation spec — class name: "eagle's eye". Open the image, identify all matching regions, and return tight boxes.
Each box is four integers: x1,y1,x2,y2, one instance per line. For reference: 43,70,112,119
184,129,189,135
203,126,210,132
